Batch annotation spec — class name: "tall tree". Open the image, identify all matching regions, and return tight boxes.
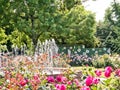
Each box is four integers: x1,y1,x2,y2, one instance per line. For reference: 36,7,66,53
9,0,60,50
97,0,120,53
48,0,98,47
0,0,98,52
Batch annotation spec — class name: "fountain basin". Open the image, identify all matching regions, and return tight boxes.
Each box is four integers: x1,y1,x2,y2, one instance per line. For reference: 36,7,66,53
41,67,68,75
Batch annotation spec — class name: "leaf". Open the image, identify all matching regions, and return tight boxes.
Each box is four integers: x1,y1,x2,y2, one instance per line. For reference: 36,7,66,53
104,78,112,86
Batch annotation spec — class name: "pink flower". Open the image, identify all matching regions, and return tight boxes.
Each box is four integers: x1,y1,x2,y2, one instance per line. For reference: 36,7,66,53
33,74,39,80
56,84,66,90
85,76,93,86
93,78,100,84
33,74,41,83
67,81,72,85
104,66,113,78
16,73,24,81
19,79,28,86
73,79,80,86
52,55,56,59
0,86,2,89
95,70,102,77
47,76,55,83
62,76,67,83
56,84,60,90
80,86,90,90
30,80,36,86
60,84,66,90
115,69,120,77
104,70,111,78
105,66,113,72
56,75,62,82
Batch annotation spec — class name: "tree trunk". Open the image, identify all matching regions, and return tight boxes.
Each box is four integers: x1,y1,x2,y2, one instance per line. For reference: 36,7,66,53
32,38,38,54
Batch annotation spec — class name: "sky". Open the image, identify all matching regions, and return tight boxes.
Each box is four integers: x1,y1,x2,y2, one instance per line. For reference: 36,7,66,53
83,0,114,21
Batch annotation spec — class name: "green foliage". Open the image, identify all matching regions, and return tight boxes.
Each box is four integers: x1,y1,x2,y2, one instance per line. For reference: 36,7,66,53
0,0,98,52
0,28,7,44
0,0,59,49
9,30,32,48
92,54,120,68
97,1,120,53
0,28,8,52
51,4,98,47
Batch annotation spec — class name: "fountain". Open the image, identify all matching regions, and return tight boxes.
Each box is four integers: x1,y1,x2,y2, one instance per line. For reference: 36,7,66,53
0,39,69,75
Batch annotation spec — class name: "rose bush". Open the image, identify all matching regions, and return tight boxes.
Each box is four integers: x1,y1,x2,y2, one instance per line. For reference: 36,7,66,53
0,59,120,90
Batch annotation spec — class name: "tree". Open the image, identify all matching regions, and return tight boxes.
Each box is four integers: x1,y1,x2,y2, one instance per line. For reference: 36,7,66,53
9,0,60,51
97,0,120,53
47,0,98,47
0,0,98,52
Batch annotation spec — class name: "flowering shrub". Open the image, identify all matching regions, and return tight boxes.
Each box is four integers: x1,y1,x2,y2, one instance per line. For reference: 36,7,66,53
69,54,92,66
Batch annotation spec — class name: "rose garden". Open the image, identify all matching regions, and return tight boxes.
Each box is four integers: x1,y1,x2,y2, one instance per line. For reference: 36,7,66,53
0,40,120,90
0,0,120,90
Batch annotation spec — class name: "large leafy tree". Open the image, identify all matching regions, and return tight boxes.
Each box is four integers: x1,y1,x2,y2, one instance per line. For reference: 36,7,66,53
0,0,98,52
9,0,59,50
47,0,98,47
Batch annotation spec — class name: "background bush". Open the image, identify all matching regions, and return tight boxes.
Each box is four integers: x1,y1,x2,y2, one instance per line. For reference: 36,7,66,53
92,54,120,68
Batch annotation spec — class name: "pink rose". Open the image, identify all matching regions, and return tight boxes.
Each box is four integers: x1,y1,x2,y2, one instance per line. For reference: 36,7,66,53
104,66,113,78
36,79,41,83
80,86,90,90
60,84,66,90
115,69,120,77
104,70,111,78
62,76,67,83
85,76,93,86
95,70,102,77
56,84,60,89
19,79,27,86
67,81,72,85
73,79,80,86
105,66,113,72
93,78,100,84
56,84,66,90
33,74,39,80
56,75,64,82
47,76,55,83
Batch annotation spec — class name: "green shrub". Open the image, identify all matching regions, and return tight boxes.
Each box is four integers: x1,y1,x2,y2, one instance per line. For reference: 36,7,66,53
92,54,120,68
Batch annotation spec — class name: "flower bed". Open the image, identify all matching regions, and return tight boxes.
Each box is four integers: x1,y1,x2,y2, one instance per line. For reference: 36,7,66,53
0,54,120,90
0,64,120,90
